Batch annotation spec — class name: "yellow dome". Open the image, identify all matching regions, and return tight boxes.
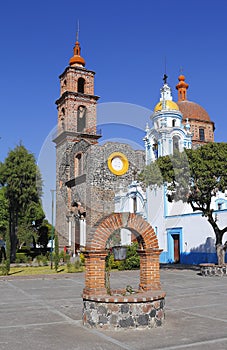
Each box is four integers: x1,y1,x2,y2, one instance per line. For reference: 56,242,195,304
154,100,179,112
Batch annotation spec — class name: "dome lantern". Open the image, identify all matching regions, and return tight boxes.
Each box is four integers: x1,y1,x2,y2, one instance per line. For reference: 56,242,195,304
153,74,179,112
176,74,189,101
69,40,86,67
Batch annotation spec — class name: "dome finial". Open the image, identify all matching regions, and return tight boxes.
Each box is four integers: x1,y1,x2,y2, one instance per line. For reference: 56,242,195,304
76,19,79,42
69,21,86,67
176,70,189,101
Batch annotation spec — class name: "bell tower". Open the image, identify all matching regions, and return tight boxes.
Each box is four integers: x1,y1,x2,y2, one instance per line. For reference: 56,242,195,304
53,35,101,248
56,37,100,140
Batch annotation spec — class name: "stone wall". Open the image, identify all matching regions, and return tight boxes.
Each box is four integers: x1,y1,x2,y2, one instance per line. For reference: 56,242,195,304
83,292,165,329
200,263,227,276
56,139,145,249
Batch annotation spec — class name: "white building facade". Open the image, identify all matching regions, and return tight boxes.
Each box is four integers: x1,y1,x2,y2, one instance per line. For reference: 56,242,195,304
145,76,227,264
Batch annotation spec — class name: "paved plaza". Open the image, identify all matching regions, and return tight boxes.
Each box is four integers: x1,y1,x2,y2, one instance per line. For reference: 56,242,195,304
0,267,227,350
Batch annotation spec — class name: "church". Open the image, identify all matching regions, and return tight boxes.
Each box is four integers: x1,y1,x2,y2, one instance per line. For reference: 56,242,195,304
54,36,227,264
143,75,227,264
53,38,145,255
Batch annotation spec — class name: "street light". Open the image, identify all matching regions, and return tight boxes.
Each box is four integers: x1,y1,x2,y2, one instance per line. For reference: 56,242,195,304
50,189,56,269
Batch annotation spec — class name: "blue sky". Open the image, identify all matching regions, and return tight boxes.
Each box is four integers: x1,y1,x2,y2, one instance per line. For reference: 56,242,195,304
1,0,227,220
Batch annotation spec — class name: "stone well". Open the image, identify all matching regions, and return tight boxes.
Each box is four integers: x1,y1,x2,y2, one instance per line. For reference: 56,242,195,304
82,213,166,329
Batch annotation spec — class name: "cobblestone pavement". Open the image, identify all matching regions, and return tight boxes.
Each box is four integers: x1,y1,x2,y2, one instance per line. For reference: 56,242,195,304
0,267,227,350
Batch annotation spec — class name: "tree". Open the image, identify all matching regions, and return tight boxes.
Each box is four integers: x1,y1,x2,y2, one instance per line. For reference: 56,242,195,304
0,144,45,262
0,187,9,238
37,224,49,249
140,143,227,265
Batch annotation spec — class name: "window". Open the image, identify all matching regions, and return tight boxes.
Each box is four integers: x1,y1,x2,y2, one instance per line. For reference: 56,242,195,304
172,119,176,127
218,203,222,211
173,136,180,151
74,153,83,177
153,141,158,158
215,199,227,211
199,128,205,141
133,196,137,213
77,106,86,132
78,78,85,93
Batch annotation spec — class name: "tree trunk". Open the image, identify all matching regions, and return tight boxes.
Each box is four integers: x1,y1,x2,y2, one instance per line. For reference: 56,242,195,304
216,244,226,266
207,212,226,265
9,209,17,263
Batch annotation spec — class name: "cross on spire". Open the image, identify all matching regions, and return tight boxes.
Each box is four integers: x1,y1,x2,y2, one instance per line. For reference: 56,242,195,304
163,73,168,84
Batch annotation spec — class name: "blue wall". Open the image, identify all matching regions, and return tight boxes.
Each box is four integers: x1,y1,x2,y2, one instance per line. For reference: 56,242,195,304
160,251,227,265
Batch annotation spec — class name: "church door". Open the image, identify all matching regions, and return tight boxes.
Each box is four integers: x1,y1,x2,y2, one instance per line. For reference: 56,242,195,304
172,234,180,263
167,228,182,264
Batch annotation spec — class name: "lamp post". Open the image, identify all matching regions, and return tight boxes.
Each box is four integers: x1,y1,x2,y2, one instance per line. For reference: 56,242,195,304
50,189,55,269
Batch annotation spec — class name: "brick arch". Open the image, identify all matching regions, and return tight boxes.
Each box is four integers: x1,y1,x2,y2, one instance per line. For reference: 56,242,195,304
83,213,162,297
87,212,159,251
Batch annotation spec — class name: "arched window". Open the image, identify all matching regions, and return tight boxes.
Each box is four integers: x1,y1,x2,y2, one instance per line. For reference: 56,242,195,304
74,153,83,177
133,196,137,213
78,77,85,93
172,119,176,127
77,105,86,132
173,136,180,152
153,140,158,158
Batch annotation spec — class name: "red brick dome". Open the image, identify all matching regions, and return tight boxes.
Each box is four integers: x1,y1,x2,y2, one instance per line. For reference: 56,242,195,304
177,100,211,122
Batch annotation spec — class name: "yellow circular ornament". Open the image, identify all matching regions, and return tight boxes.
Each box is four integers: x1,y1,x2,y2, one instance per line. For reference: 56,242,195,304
107,152,129,176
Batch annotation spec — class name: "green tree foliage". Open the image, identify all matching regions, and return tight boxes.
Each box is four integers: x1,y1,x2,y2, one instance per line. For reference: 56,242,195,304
0,187,9,237
0,144,45,262
37,225,49,249
140,143,227,264
0,231,10,275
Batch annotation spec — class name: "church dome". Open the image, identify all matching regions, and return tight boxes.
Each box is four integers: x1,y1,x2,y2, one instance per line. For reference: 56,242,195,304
177,100,211,122
154,100,179,112
176,74,211,122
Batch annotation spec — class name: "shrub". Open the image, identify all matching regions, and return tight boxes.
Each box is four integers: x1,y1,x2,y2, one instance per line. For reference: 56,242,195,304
80,253,85,266
66,257,84,273
41,255,48,266
105,243,140,271
15,253,28,264
0,263,8,276
118,242,140,270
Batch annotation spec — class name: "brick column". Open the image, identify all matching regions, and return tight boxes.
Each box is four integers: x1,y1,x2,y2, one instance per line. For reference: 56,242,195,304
137,248,163,291
83,250,107,296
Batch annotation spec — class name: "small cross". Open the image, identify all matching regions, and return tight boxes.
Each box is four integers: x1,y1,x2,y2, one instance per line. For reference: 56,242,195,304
163,74,168,84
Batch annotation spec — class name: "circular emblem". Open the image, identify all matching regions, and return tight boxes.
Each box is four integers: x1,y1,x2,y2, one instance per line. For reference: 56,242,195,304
107,152,129,176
